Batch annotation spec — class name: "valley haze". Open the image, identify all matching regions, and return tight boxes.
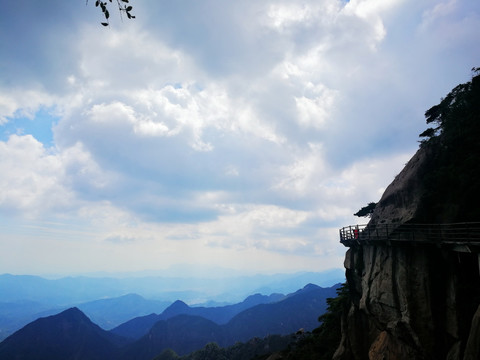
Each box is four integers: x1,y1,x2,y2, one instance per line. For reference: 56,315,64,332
0,282,341,359
0,269,343,343
0,268,345,304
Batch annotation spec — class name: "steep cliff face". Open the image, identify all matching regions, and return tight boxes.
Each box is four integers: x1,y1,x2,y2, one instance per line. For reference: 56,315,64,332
336,243,480,360
367,146,429,227
335,73,480,360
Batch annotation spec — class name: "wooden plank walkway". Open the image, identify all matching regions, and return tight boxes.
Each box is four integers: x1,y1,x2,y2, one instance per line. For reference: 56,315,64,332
339,222,480,253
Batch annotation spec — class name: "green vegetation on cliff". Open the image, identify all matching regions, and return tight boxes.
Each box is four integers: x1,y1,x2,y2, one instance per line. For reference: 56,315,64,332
278,283,350,360
417,69,480,222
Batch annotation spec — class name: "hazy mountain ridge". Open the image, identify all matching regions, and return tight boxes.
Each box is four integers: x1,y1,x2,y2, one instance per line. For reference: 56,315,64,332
0,300,54,341
0,293,171,342
225,283,337,343
0,270,344,304
0,283,340,360
122,315,226,359
117,283,339,358
0,307,128,360
77,294,171,330
0,270,344,340
112,292,284,340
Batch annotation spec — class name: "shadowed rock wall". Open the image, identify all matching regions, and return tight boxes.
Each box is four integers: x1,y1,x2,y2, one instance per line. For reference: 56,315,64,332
335,242,480,360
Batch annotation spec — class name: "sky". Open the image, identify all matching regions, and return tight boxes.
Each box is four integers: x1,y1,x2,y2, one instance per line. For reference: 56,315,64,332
0,0,479,278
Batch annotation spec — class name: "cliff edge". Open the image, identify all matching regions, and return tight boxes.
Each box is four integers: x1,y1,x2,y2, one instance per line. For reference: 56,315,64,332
335,72,480,360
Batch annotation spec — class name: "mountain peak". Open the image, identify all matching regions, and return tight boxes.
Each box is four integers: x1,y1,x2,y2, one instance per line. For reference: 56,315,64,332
302,283,319,291
61,306,86,316
0,307,123,360
162,300,190,316
171,299,189,308
52,307,96,325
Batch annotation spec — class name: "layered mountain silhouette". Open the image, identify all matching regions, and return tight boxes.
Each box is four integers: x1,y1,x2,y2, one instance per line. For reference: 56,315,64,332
118,283,339,357
121,315,226,359
0,307,127,360
77,293,170,330
225,283,336,343
0,293,170,341
0,283,340,360
112,292,284,340
0,270,345,340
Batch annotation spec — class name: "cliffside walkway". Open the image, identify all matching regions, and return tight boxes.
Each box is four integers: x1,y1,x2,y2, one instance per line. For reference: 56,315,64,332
339,222,480,253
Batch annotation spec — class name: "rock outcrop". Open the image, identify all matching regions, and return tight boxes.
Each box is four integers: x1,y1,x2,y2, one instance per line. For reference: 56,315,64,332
335,73,480,359
336,242,480,360
368,146,429,228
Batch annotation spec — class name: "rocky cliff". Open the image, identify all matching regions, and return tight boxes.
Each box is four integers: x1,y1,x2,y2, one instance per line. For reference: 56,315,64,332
334,72,480,360
336,227,480,359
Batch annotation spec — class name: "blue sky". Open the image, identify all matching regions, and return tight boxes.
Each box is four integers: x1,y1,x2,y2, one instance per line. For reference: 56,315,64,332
0,0,479,277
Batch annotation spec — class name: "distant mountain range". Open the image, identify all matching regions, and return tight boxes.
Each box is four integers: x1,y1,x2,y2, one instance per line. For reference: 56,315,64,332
0,269,344,304
121,283,339,358
0,283,340,360
112,292,284,340
0,270,344,341
0,307,126,360
77,294,171,330
0,294,170,341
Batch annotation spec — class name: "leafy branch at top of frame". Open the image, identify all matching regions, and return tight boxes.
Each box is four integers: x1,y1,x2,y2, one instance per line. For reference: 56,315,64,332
87,0,135,26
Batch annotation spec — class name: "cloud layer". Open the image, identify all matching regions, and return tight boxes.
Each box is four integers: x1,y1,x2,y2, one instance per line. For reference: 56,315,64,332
0,0,479,275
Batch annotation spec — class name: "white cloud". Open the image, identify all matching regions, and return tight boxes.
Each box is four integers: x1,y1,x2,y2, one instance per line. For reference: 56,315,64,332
273,142,327,195
0,0,479,275
197,203,311,252
0,90,57,125
0,135,71,217
421,0,458,28
0,134,120,219
266,3,316,30
295,83,337,129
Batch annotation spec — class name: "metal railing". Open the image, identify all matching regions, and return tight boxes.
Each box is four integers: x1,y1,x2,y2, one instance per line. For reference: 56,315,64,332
339,222,480,247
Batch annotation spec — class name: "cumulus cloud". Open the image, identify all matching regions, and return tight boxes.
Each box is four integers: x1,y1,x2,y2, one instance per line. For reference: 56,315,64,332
0,0,479,275
0,133,121,218
0,90,57,125
0,135,72,217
